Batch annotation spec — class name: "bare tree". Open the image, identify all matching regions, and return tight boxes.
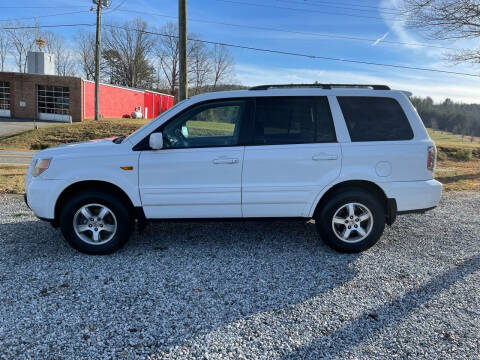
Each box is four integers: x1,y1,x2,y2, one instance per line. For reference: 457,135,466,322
0,29,10,71
42,31,76,76
211,44,234,89
188,39,212,95
6,21,36,72
76,30,98,80
156,23,180,95
402,0,480,64
102,19,155,88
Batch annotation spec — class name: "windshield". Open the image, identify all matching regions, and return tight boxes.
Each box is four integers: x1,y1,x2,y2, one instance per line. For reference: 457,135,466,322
124,99,189,142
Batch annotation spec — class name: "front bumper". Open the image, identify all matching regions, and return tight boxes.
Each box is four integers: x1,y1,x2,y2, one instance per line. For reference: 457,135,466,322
25,178,65,219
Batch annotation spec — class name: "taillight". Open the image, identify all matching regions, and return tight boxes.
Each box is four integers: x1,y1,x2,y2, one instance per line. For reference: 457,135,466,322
427,146,436,172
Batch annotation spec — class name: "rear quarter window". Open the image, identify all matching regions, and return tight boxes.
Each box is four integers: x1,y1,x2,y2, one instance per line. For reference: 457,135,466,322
337,96,414,142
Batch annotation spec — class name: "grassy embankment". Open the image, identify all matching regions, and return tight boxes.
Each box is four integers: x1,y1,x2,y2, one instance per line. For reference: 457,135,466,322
0,119,478,193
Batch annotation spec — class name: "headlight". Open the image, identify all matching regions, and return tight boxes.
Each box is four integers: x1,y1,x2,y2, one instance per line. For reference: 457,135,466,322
32,158,52,177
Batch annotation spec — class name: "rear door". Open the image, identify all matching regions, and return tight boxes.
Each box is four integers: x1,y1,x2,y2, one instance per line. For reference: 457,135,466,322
242,96,341,217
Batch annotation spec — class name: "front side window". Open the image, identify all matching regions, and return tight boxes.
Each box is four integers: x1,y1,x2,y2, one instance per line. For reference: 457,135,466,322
338,96,414,142
37,85,70,115
162,100,246,149
253,97,336,145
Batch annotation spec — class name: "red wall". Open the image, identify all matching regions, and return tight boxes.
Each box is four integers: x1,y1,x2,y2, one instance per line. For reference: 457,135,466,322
83,81,175,120
83,81,144,119
144,91,174,119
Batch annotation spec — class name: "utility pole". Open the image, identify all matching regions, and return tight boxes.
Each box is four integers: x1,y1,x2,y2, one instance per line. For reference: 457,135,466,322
178,0,188,101
93,0,110,120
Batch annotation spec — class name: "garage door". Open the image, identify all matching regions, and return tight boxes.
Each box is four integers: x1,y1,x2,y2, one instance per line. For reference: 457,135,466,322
37,85,72,122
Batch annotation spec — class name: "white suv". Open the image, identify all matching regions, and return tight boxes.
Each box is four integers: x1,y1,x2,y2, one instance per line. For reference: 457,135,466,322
24,84,442,255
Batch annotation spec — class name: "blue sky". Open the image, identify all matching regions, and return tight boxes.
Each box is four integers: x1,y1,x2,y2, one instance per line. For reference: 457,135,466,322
2,0,480,102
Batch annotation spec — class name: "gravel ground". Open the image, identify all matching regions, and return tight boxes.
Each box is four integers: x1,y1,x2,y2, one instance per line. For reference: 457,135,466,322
0,193,479,359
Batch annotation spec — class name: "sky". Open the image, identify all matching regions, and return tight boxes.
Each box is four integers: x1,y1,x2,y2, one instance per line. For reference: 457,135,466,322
1,0,480,103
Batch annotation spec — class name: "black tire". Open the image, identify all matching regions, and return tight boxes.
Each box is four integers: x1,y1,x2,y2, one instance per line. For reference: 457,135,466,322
315,189,385,253
59,190,133,255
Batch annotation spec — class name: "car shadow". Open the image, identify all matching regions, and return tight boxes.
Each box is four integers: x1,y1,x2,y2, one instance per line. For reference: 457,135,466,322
0,217,360,357
279,252,480,359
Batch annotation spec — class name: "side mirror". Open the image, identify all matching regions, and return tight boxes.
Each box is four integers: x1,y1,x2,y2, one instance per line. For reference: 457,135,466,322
149,132,163,150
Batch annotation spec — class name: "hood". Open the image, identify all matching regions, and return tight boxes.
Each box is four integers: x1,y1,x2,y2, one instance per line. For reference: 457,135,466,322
33,138,125,159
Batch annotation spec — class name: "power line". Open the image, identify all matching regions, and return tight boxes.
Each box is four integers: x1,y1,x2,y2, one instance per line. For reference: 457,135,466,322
214,0,405,22
302,0,402,12
114,8,458,51
0,10,91,22
105,24,480,78
104,0,128,14
1,23,477,78
275,0,403,16
0,6,85,9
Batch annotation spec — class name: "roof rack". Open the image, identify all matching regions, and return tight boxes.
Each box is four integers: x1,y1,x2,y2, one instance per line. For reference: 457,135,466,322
249,84,390,91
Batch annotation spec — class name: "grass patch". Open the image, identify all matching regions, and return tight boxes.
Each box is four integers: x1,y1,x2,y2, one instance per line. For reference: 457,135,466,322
428,129,480,149
0,118,148,150
0,165,29,194
435,159,480,192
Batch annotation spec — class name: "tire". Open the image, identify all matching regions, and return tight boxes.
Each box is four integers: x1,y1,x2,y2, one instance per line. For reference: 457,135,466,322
59,190,133,255
315,189,385,253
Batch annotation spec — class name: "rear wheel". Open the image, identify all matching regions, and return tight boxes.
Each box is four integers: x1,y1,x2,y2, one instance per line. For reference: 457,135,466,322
315,189,385,253
60,191,133,255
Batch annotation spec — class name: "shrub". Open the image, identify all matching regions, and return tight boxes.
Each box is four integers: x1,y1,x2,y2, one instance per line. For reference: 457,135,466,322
450,149,472,161
30,143,50,150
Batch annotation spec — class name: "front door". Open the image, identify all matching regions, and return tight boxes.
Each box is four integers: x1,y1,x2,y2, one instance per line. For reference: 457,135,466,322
139,99,249,219
242,96,342,217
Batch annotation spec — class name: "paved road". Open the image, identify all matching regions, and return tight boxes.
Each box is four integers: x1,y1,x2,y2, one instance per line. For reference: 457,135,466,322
0,118,61,138
0,150,36,165
0,193,479,359
0,118,59,165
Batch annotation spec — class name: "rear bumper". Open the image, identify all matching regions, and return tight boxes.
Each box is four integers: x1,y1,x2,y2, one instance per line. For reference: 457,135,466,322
381,179,442,212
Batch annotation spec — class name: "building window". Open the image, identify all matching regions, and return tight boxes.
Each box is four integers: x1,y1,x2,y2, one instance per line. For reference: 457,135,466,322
37,85,70,115
0,81,10,111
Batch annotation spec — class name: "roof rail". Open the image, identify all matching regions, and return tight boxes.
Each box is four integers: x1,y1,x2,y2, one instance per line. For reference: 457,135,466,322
249,84,391,91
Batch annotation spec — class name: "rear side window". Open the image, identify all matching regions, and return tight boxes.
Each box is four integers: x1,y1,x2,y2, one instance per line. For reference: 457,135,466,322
253,97,336,145
338,97,414,142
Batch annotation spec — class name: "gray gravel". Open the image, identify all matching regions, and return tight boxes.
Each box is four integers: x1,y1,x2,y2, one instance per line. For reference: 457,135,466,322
0,193,479,359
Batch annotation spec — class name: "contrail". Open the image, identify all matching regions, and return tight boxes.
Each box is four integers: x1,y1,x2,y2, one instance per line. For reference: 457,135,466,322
373,32,389,46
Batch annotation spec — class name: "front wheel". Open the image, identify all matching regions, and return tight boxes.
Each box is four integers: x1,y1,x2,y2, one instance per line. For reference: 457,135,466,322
315,189,385,253
60,191,133,255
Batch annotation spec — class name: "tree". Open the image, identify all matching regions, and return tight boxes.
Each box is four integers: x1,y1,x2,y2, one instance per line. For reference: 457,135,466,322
76,30,98,81
42,31,76,76
155,23,180,95
402,0,480,64
6,21,36,72
0,29,10,71
210,44,235,89
188,39,212,95
102,19,155,88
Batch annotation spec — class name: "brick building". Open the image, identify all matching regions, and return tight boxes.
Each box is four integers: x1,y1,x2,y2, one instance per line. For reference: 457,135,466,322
0,72,174,123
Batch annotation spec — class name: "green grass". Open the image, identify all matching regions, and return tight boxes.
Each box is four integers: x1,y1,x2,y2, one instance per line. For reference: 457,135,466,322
0,118,148,150
428,129,480,149
0,165,29,194
0,118,237,150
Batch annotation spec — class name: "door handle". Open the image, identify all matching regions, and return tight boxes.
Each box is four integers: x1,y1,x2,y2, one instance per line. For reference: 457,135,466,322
213,158,239,164
312,153,338,161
